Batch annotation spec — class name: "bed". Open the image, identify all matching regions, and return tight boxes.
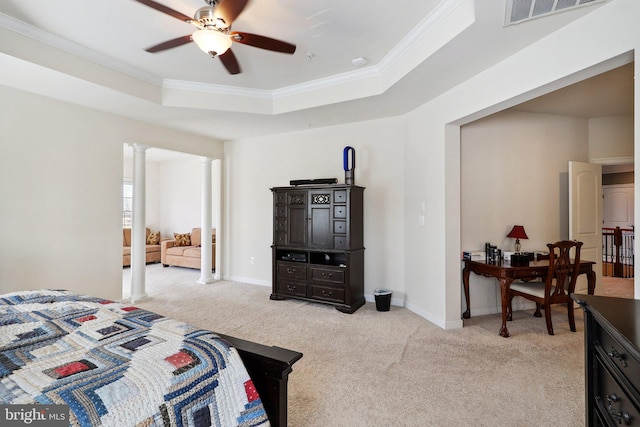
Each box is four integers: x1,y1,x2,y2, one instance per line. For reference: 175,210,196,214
0,290,302,427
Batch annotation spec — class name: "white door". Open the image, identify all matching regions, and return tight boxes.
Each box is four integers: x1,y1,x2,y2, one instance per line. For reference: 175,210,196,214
603,184,634,229
569,161,602,295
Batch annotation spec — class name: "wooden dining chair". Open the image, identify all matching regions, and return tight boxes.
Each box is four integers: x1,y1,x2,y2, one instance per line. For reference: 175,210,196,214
507,240,583,335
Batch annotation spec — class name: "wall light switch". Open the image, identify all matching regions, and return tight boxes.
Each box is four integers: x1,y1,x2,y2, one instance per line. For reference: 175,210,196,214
418,215,425,226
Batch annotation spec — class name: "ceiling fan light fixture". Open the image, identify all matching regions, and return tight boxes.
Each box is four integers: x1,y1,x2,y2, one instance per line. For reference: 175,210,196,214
192,29,232,56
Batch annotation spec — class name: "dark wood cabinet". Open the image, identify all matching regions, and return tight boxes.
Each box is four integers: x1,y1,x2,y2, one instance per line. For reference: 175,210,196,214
573,294,640,426
271,184,365,313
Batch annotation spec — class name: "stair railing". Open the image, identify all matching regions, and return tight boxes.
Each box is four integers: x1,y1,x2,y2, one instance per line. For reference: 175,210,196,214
602,226,634,278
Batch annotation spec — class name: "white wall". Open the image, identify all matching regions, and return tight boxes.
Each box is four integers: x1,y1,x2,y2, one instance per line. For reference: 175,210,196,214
589,114,634,160
156,158,203,238
0,84,223,300
224,117,406,299
460,110,589,315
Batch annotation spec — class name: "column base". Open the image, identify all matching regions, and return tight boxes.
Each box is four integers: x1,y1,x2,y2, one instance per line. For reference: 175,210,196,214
196,276,215,285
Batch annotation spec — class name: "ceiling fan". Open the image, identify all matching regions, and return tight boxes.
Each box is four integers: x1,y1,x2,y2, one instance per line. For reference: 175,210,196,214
135,0,297,74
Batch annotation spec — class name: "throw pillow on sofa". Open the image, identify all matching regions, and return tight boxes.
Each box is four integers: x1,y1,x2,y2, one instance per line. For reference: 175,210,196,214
147,231,160,245
174,233,191,246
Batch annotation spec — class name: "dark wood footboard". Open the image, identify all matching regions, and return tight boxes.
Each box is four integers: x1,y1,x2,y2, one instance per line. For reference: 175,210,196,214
218,333,303,427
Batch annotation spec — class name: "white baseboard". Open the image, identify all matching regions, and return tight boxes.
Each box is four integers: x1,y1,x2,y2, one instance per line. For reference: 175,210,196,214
222,275,271,288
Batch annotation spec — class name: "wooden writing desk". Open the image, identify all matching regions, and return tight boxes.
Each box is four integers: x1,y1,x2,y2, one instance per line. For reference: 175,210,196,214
462,258,596,337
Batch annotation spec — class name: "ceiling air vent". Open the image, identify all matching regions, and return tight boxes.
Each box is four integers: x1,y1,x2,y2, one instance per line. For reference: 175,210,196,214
505,0,606,25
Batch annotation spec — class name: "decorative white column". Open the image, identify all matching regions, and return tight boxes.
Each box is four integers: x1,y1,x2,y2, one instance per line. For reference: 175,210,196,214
213,159,222,280
197,157,214,284
130,143,148,301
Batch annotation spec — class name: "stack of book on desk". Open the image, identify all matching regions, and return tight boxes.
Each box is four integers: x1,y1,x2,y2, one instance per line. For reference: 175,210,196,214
462,251,485,261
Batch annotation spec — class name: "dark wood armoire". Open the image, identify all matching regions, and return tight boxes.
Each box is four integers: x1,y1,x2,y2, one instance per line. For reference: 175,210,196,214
270,184,365,313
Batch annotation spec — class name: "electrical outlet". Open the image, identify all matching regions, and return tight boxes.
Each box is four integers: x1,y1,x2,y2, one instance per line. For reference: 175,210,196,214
250,257,255,265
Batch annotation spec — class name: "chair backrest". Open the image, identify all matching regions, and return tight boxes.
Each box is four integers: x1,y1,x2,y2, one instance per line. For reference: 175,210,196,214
545,240,583,299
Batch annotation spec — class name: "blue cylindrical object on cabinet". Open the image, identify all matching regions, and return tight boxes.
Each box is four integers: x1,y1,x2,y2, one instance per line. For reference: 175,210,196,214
343,146,355,185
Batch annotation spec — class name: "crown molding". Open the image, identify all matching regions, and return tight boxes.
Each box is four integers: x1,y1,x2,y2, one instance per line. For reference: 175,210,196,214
163,79,273,98
273,65,382,99
378,0,470,73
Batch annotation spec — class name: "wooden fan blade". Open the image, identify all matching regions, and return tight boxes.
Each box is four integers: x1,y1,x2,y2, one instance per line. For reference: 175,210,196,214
215,0,250,26
134,0,193,23
145,35,193,53
219,49,241,74
230,32,296,54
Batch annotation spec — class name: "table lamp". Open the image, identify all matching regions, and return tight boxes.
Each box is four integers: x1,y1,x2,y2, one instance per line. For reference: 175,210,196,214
507,225,528,253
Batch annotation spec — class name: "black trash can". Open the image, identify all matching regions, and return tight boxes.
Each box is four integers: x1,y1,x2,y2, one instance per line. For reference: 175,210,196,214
374,289,392,312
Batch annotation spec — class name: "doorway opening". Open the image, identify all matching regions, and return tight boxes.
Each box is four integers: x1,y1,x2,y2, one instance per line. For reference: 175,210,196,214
121,145,222,299
460,61,634,315
602,163,634,278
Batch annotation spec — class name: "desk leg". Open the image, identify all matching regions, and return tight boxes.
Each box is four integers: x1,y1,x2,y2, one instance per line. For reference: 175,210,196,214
462,267,471,319
498,278,513,338
587,270,596,295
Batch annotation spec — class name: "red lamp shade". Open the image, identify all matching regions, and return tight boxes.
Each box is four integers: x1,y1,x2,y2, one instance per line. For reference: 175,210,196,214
507,225,528,253
507,225,528,240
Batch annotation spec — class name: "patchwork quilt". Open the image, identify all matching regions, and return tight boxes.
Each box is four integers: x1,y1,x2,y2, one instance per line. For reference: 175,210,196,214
0,290,269,427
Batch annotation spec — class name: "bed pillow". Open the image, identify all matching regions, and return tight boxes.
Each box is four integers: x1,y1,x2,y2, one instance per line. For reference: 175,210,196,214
174,233,191,246
147,231,160,245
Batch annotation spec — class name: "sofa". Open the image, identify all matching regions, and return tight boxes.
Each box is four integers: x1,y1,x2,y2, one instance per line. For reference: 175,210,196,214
123,228,161,267
161,228,216,271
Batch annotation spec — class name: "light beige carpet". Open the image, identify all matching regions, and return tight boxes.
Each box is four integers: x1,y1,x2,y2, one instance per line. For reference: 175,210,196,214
123,265,634,427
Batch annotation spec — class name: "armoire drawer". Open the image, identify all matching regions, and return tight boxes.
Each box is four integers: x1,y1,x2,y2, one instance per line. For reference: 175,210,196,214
277,262,307,280
596,324,640,399
310,285,345,303
334,236,348,249
309,267,345,285
277,280,307,297
594,356,639,426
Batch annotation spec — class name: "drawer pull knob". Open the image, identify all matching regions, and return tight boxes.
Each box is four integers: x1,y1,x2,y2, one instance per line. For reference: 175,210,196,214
607,348,628,367
607,394,632,425
610,409,631,425
322,272,333,279
287,285,296,291
287,268,296,274
322,290,333,297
